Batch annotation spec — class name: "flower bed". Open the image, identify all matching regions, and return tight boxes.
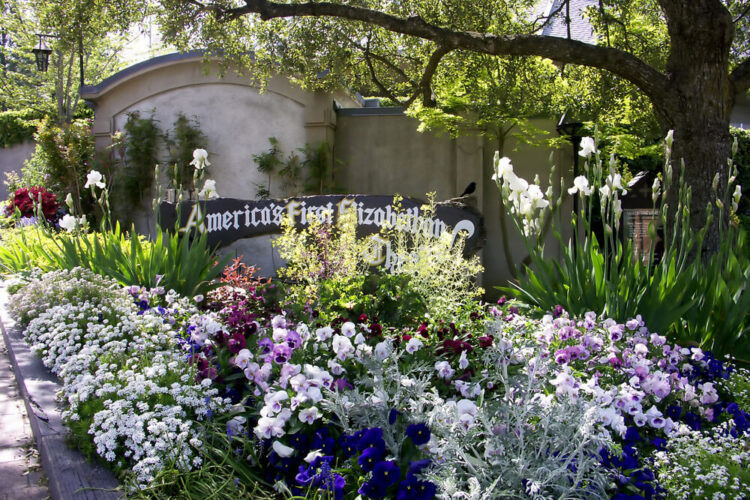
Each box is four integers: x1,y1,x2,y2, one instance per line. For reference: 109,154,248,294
7,263,750,498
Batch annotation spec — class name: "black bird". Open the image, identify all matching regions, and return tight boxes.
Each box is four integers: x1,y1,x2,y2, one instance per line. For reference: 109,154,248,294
459,182,476,197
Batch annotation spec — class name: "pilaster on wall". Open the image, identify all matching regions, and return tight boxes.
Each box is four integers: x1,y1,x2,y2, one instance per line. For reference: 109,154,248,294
304,91,337,146
454,134,484,208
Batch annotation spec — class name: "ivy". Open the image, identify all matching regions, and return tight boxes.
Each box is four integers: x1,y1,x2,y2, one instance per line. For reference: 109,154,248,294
0,109,42,148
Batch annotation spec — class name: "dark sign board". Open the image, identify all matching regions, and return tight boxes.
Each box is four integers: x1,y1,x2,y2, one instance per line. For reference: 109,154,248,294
160,195,484,268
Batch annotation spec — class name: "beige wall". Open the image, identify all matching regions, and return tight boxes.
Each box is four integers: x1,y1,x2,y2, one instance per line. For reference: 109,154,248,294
83,53,362,270
0,141,36,200
335,114,574,293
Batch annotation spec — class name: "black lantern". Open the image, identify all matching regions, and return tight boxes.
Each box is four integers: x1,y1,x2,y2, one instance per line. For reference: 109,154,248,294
32,35,52,72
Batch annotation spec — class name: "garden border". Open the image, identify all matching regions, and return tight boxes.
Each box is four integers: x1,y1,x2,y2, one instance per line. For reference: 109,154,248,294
0,286,123,500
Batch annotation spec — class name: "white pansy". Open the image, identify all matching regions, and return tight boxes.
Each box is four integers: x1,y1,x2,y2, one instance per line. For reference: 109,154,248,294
373,340,393,361
578,136,597,157
458,351,469,370
315,326,334,342
298,406,321,424
331,335,355,361
84,170,106,189
456,399,477,417
405,337,423,354
272,440,295,457
341,321,356,338
435,360,454,380
198,179,219,199
233,349,253,370
568,176,592,196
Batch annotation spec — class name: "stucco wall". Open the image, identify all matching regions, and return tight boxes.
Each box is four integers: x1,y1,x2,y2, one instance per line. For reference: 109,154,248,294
83,53,362,274
334,113,574,293
0,141,36,200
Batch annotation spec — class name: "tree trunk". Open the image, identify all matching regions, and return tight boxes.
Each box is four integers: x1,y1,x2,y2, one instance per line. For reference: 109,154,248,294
653,0,735,253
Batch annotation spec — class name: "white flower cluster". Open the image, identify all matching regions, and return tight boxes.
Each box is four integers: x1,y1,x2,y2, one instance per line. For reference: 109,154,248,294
10,269,230,484
491,153,550,237
653,423,750,500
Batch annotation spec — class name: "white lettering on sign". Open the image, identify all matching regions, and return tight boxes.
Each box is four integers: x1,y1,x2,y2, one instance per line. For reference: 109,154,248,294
177,198,477,264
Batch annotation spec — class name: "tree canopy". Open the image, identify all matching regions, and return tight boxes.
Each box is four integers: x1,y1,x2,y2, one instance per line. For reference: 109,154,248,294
154,0,750,248
0,0,149,122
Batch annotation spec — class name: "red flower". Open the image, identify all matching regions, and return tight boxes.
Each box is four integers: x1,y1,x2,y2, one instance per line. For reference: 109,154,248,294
5,186,60,222
479,336,494,348
437,339,473,356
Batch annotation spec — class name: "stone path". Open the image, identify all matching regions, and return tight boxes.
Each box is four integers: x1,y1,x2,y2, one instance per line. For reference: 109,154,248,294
0,331,48,500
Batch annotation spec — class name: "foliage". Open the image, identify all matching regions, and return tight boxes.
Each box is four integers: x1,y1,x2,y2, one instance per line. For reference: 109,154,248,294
30,116,96,214
0,226,64,275
316,272,426,327
273,208,368,302
731,127,750,237
252,137,284,198
0,219,230,298
386,196,484,322
156,0,750,247
0,0,145,122
0,109,41,147
121,111,161,204
300,141,335,195
252,137,337,198
166,113,207,191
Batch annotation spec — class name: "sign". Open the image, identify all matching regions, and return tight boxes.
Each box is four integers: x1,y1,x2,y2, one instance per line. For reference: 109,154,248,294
159,195,484,269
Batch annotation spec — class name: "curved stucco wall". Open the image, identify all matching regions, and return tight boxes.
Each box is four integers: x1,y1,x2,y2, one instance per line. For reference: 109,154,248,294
114,82,307,200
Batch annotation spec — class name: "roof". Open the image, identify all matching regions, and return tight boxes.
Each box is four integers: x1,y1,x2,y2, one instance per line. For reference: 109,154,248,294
541,0,597,44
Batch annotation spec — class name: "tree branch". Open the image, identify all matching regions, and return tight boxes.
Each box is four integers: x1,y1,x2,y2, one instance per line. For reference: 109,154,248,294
209,0,670,102
415,45,451,108
362,48,401,104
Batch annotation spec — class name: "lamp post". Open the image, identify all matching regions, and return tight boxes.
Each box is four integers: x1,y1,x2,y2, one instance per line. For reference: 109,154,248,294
31,33,83,89
31,34,52,72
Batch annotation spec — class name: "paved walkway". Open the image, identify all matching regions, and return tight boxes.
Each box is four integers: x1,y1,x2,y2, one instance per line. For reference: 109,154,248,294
0,331,48,500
